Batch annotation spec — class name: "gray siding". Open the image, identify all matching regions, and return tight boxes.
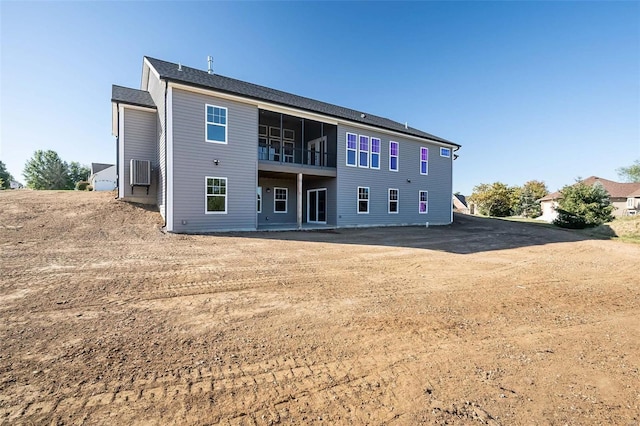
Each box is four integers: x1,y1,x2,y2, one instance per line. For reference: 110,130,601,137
121,108,158,204
258,177,297,225
171,88,258,232
147,73,166,217
336,124,453,227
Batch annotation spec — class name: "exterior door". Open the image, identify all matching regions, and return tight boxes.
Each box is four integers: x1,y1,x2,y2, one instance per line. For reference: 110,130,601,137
307,189,327,224
307,137,326,166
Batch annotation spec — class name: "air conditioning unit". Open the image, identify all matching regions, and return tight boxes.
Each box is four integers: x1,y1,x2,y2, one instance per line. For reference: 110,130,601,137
130,159,151,186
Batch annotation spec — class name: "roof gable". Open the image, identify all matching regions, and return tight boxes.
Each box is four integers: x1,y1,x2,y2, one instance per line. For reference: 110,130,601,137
144,56,458,147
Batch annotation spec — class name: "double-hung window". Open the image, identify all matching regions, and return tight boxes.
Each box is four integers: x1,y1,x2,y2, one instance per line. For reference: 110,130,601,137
388,189,399,214
420,147,429,175
346,133,357,166
419,190,428,214
440,147,451,158
274,187,288,213
205,105,227,144
370,138,380,169
389,141,398,171
359,135,369,168
205,177,227,214
358,187,369,214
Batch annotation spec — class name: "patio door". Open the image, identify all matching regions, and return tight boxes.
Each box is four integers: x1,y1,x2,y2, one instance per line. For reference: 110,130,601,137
307,137,326,166
307,189,327,224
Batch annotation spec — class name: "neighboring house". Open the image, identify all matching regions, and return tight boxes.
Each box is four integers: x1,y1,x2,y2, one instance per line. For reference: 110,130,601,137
111,57,460,232
89,163,117,191
452,194,470,214
9,180,24,189
626,188,640,215
538,176,640,222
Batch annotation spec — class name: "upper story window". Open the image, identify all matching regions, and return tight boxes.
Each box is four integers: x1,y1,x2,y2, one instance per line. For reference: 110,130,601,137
420,147,429,175
389,141,398,171
206,104,227,144
346,133,357,166
359,135,369,168
205,177,227,214
371,138,381,169
440,147,451,158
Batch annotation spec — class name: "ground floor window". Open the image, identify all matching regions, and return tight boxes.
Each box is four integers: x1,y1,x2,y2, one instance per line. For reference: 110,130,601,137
274,187,288,213
358,186,369,214
389,188,398,213
205,177,227,214
257,186,262,213
419,190,428,214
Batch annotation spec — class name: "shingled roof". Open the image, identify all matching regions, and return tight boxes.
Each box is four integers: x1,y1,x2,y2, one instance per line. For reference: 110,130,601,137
112,85,156,109
540,176,640,201
144,56,458,147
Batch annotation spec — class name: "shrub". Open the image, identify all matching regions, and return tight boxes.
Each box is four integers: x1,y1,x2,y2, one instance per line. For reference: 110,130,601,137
76,181,90,191
87,185,94,191
553,181,614,229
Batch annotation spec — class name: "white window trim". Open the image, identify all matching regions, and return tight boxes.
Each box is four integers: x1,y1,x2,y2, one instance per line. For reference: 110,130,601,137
358,186,370,214
358,135,369,168
274,187,288,214
389,141,398,172
205,104,228,144
420,147,429,176
346,132,357,167
257,186,262,213
205,176,228,214
440,147,451,158
388,188,399,214
370,137,381,170
419,190,428,214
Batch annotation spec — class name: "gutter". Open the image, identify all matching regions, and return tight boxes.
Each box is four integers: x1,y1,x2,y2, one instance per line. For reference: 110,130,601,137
163,80,168,229
115,102,120,199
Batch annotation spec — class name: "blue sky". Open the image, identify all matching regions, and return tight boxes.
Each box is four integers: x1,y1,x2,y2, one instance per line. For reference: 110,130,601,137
1,1,638,195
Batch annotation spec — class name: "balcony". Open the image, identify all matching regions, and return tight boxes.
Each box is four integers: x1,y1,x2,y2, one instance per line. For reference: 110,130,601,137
258,145,335,168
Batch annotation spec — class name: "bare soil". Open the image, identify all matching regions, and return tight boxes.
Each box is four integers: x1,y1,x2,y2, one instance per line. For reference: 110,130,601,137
1,190,638,425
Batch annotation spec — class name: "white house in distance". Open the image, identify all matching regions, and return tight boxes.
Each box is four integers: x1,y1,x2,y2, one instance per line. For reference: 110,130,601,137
539,176,640,222
89,163,116,191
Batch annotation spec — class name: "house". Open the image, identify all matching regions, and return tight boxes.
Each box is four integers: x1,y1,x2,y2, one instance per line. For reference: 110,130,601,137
111,57,460,232
9,180,23,189
538,176,640,221
89,163,116,191
452,194,470,214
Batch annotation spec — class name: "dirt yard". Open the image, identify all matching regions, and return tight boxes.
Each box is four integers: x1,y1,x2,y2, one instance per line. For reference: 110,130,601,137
1,190,638,425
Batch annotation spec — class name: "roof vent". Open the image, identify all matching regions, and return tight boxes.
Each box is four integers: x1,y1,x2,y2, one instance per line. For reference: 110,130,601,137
207,55,214,75
405,122,408,129
178,63,182,71
360,113,366,119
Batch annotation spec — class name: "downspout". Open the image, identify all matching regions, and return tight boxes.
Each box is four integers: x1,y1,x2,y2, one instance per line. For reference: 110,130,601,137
163,80,168,228
115,102,120,199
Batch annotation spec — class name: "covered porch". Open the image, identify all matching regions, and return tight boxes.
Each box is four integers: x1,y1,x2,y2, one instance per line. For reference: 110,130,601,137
257,170,337,230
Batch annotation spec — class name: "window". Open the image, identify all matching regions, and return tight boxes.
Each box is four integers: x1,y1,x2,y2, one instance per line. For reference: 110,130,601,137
205,177,227,214
420,147,429,175
388,189,399,214
628,198,634,208
419,190,428,214
371,138,381,169
359,135,369,168
440,147,451,158
205,105,227,144
389,141,398,171
346,133,357,166
257,187,262,213
358,187,369,214
274,187,288,213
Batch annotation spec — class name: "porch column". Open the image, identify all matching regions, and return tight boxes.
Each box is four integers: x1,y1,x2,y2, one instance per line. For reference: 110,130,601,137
297,173,303,230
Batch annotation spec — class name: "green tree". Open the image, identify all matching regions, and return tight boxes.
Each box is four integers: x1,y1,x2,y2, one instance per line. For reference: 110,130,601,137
0,161,13,189
469,182,515,217
68,162,90,186
519,180,548,218
616,159,640,183
23,150,73,190
553,181,614,229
